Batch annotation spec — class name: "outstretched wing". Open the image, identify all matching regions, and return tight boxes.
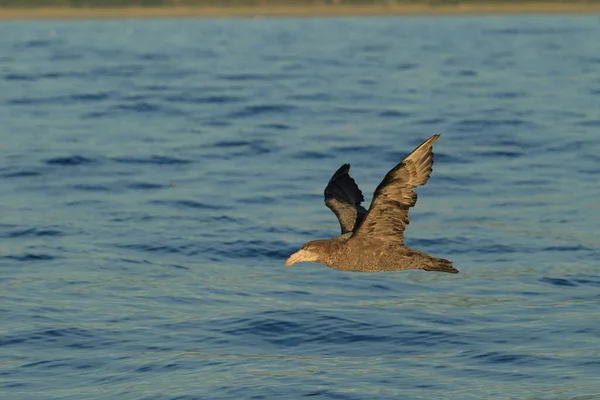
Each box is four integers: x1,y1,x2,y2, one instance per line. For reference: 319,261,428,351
324,164,368,234
351,134,440,244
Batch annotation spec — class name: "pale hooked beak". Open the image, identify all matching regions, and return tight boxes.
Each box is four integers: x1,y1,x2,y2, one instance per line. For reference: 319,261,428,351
285,249,314,267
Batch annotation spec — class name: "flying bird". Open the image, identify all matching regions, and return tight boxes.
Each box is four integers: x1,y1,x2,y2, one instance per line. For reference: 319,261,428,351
286,134,457,273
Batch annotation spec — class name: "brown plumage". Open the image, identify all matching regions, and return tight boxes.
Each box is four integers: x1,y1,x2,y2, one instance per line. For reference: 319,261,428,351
286,134,457,273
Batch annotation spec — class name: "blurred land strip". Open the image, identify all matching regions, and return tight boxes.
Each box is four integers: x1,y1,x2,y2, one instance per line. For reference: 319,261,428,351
1,0,599,19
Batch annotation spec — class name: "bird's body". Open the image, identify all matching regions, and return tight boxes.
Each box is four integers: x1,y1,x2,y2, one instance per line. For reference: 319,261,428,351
286,134,457,274
299,238,455,273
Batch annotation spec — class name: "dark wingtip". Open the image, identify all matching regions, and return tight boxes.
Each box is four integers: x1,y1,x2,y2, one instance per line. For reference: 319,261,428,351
326,163,364,204
330,163,351,181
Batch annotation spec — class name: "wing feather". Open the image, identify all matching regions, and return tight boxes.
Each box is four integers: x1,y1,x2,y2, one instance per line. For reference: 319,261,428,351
324,164,368,234
351,134,440,243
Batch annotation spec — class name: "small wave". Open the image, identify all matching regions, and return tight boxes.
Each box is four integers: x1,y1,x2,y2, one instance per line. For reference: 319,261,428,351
70,92,113,102
539,277,578,287
10,92,111,105
543,139,587,153
111,155,191,165
409,237,466,248
333,144,385,154
217,73,275,81
6,228,64,238
91,65,143,78
164,94,242,104
288,92,332,102
82,111,110,119
492,201,548,208
16,39,62,49
138,52,170,61
0,327,93,348
8,96,64,106
116,102,185,115
571,276,600,287
118,243,191,254
469,351,553,366
227,104,297,119
135,362,183,373
444,69,477,77
149,199,229,210
4,253,56,261
3,73,33,81
334,106,373,115
3,71,85,82
202,120,231,128
491,91,526,99
257,123,291,130
514,179,551,186
2,382,26,389
472,244,529,254
217,310,465,350
434,173,489,186
71,184,110,192
214,239,292,260
577,120,600,127
125,182,166,190
280,192,321,202
1,169,43,178
236,196,277,205
291,151,330,160
581,56,600,65
49,52,83,61
433,153,472,165
64,199,104,207
484,27,585,35
202,215,241,224
45,156,96,166
206,139,274,156
142,84,169,92
378,110,412,118
543,245,590,252
42,71,85,79
396,62,418,70
209,140,255,148
480,150,523,158
455,119,534,132
416,117,446,125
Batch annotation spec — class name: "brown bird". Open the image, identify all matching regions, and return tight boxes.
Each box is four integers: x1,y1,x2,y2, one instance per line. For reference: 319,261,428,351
286,134,457,273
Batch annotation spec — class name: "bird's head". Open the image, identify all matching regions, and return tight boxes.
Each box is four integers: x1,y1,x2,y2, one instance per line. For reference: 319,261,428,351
285,240,331,267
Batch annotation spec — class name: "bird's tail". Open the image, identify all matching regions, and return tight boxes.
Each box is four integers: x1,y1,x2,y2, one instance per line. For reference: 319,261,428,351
423,258,459,274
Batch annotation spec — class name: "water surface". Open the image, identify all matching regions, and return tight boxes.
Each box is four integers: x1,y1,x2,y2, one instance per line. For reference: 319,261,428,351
1,15,600,399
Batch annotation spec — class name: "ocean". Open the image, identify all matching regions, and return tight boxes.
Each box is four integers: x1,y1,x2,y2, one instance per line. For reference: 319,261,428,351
1,15,599,399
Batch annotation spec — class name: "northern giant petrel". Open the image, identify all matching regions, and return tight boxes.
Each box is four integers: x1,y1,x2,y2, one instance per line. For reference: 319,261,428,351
286,134,457,273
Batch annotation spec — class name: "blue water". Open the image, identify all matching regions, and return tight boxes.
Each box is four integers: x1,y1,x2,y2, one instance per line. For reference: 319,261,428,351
1,15,600,399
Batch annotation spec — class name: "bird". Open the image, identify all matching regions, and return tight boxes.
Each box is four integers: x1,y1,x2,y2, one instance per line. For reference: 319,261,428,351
285,134,457,273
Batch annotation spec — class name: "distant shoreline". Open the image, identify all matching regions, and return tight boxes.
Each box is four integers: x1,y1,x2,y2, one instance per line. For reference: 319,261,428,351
1,3,600,20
